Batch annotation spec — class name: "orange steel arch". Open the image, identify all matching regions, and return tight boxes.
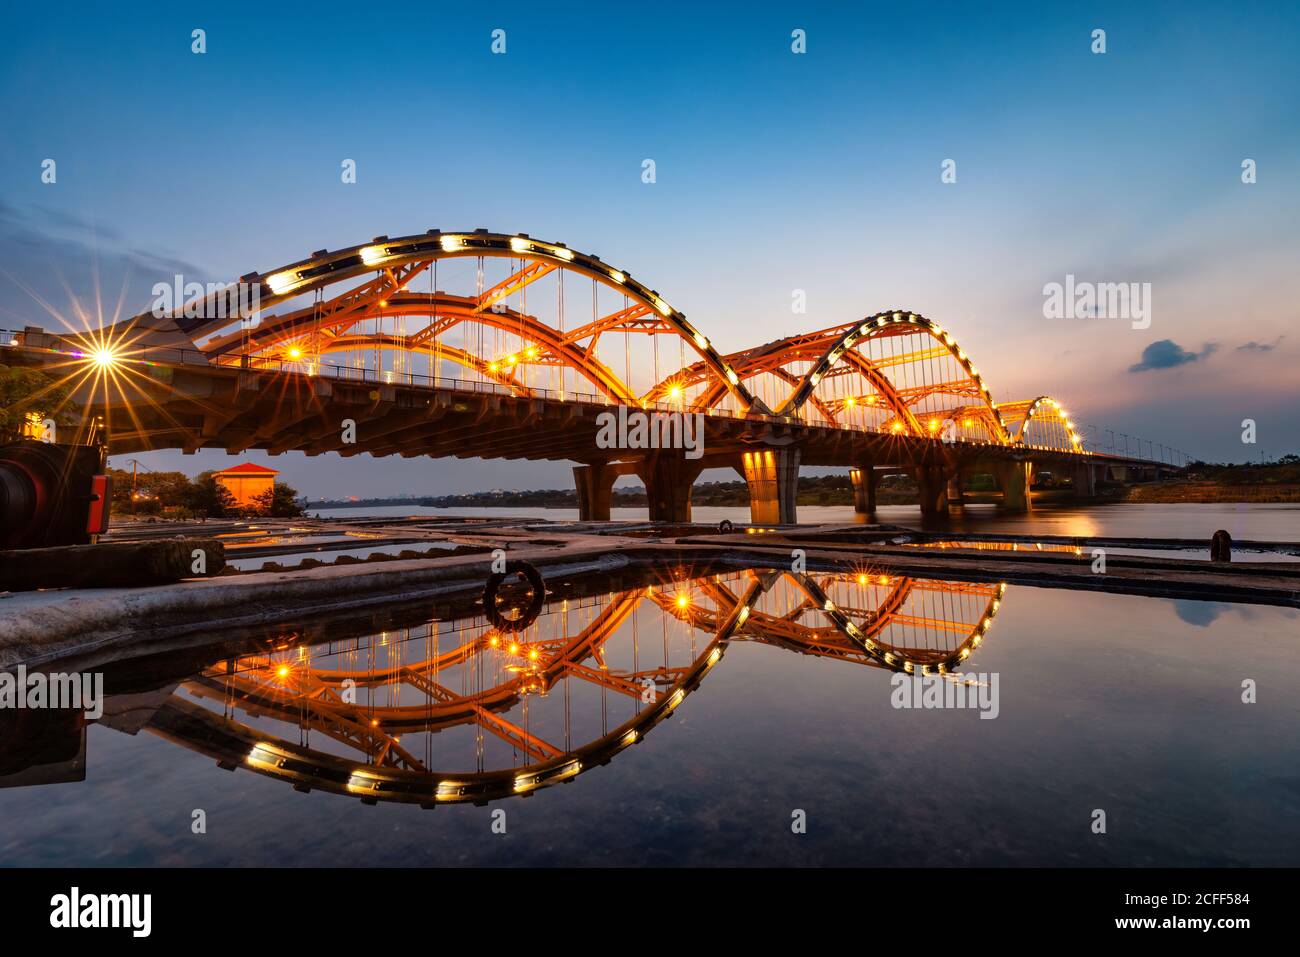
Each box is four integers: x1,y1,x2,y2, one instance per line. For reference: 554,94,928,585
168,230,770,413
206,293,643,405
997,395,1085,453
144,230,1098,454
651,311,1011,442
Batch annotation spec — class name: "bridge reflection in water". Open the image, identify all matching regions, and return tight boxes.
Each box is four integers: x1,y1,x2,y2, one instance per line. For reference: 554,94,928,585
133,569,1007,807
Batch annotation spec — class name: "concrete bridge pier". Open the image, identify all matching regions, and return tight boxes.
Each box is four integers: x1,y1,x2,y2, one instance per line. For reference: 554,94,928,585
913,465,951,516
637,452,705,523
1072,463,1098,498
573,462,618,521
994,461,1033,512
738,448,801,525
849,463,878,516
946,470,967,507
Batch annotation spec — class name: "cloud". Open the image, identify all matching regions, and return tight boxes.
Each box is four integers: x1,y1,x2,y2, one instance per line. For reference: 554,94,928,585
0,201,208,333
1237,336,1284,353
1128,339,1218,373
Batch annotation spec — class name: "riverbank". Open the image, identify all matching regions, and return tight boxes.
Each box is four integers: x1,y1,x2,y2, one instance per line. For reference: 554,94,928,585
1119,481,1300,504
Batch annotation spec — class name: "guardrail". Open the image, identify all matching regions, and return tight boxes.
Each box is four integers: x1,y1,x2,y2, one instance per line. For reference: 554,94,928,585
3,328,1185,465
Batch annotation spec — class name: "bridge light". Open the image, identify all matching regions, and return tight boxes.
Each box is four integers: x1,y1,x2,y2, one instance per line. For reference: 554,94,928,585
675,593,690,609
91,347,119,369
928,419,939,431
668,384,682,399
845,396,856,407
287,346,303,360
865,395,876,405
266,271,300,296
510,237,531,253
506,354,517,365
856,573,868,585
653,297,671,316
488,362,499,372
525,346,538,359
360,245,390,266
726,369,739,385
440,235,464,252
551,246,575,261
693,332,710,350
608,269,625,284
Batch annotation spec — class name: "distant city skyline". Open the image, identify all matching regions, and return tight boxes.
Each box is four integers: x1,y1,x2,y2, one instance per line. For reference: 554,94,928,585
2,2,1297,497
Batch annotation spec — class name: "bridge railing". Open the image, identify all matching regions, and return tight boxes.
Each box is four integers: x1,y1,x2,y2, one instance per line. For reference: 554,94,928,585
0,326,742,418
3,328,1185,464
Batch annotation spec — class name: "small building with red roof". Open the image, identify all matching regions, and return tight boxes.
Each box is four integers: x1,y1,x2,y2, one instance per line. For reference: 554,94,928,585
213,462,279,508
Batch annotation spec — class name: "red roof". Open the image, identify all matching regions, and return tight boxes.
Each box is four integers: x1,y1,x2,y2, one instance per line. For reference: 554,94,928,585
213,462,279,476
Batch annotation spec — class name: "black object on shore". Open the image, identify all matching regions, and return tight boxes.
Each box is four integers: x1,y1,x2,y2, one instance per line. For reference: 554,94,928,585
1210,529,1232,563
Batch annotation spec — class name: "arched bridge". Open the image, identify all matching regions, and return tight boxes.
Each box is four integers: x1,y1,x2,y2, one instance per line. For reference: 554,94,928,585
4,228,1184,522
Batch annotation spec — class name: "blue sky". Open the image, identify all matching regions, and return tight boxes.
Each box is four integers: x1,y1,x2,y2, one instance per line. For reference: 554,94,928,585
2,2,1297,497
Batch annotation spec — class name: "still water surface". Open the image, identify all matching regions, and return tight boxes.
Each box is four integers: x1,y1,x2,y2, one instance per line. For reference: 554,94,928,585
313,501,1300,544
1,548,1297,867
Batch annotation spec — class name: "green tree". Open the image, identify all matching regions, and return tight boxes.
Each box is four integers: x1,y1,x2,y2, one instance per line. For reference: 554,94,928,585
184,471,238,518
0,363,73,440
250,481,306,517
